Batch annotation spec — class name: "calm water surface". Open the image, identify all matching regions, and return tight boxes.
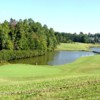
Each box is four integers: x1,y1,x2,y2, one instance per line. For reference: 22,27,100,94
90,47,100,52
10,50,97,65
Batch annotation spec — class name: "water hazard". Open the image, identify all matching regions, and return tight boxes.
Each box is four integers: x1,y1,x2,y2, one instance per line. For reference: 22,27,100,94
10,49,98,65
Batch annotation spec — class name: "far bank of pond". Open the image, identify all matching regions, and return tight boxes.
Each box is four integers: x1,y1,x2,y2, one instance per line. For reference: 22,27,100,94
10,49,98,65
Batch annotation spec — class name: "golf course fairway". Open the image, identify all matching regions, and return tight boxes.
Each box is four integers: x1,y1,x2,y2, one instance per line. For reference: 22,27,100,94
0,54,100,100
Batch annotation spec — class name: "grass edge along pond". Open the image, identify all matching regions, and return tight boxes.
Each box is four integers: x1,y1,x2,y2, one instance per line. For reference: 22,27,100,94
56,43,100,51
0,54,100,99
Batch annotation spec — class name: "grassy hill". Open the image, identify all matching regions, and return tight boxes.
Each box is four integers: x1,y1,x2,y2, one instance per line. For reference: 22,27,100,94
0,54,100,99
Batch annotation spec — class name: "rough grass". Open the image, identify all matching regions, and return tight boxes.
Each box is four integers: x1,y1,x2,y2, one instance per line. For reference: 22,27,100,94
0,54,100,99
56,43,100,51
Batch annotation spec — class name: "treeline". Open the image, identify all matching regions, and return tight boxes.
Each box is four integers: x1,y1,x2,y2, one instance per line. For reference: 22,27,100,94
55,32,100,43
0,18,57,51
0,18,100,62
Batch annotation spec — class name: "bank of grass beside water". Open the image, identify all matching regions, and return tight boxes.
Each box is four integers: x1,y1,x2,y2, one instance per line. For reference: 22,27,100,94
56,43,100,51
0,54,100,99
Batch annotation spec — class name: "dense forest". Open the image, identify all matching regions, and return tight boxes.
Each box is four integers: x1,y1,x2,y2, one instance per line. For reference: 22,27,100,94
0,18,100,52
0,18,58,61
55,32,100,43
0,18,100,61
0,18,57,51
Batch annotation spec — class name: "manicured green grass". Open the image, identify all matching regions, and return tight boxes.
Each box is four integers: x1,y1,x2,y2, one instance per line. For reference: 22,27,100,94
61,55,100,75
0,54,100,99
0,64,61,78
56,43,100,51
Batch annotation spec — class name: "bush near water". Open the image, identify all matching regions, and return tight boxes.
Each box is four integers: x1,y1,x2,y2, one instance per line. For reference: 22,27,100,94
0,50,44,62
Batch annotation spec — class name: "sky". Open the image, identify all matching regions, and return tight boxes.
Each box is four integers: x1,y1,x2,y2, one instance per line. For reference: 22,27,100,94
0,0,100,33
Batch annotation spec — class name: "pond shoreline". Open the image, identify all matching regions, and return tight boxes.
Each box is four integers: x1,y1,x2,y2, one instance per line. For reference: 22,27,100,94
1,43,100,65
10,50,96,66
92,51,100,54
56,43,100,51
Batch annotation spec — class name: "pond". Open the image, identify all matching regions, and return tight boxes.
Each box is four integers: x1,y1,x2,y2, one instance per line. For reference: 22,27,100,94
90,47,100,52
9,49,97,66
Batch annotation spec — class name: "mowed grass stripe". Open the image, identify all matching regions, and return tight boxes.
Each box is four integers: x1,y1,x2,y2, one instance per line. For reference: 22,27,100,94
0,64,61,78
0,76,100,100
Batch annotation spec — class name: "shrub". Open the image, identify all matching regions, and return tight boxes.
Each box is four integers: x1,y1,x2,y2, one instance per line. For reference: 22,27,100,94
0,50,45,62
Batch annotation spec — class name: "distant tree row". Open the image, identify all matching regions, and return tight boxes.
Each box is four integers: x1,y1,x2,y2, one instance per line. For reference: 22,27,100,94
55,32,100,43
0,18,57,51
